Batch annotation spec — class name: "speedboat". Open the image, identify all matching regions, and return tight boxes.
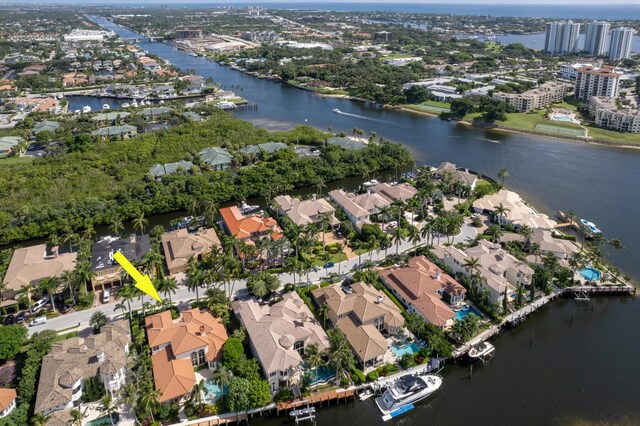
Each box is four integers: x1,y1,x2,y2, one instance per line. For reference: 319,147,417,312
82,105,92,113
131,99,139,108
580,219,601,234
122,102,130,108
333,108,341,113
359,389,374,401
375,374,442,416
102,104,110,110
468,341,495,359
363,179,380,187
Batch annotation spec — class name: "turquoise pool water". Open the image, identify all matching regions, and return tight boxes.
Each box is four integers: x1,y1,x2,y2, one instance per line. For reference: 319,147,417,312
203,379,226,404
579,267,601,281
304,364,335,386
454,305,483,321
552,115,573,122
86,413,119,426
390,342,420,358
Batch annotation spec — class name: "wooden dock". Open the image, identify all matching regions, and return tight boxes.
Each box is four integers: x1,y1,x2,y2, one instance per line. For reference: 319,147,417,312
563,285,636,297
276,389,356,415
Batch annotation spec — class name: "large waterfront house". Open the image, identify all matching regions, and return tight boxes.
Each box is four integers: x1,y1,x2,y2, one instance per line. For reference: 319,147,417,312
149,160,194,179
434,162,478,191
146,309,228,403
500,229,579,262
328,189,391,232
369,182,418,203
233,292,329,392
240,142,288,160
34,320,131,416
161,227,221,275
90,234,151,293
379,256,466,328
91,124,138,140
1,244,76,302
274,194,339,228
199,146,233,171
473,189,557,230
0,389,16,419
219,206,283,244
433,240,533,302
312,282,404,368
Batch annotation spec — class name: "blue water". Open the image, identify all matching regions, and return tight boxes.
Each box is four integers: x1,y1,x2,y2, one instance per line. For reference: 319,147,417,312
552,116,574,122
579,267,602,281
390,342,421,357
203,379,226,403
304,364,336,385
454,305,483,321
85,413,119,426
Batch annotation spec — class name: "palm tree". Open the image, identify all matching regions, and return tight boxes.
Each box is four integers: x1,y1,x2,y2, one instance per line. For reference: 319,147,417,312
391,226,403,255
117,283,136,320
90,311,108,333
485,224,504,243
132,212,148,234
139,389,160,423
157,276,178,306
304,343,326,391
38,276,61,311
114,301,127,319
211,365,231,403
186,256,203,304
74,261,93,296
493,203,510,226
69,408,84,426
61,270,77,305
407,225,421,247
319,302,330,329
109,217,125,237
18,283,35,310
202,199,218,227
327,329,355,386
187,197,200,217
498,167,510,185
519,225,533,247
30,412,51,426
100,395,117,426
315,178,327,197
463,257,481,277
190,379,206,412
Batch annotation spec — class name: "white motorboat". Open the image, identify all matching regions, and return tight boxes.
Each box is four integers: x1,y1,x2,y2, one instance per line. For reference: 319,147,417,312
375,374,442,416
82,105,92,113
131,99,139,107
468,341,495,359
359,389,374,401
333,108,341,113
102,104,110,110
363,179,380,187
289,407,315,417
122,102,131,108
580,219,601,234
239,201,260,214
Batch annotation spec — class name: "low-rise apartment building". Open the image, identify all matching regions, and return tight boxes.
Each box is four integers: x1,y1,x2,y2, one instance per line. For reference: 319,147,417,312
589,97,640,133
492,82,569,112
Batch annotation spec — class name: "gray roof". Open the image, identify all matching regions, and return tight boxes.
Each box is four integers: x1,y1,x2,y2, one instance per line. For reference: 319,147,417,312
181,111,202,122
327,136,366,150
32,120,61,134
0,136,22,151
240,142,288,156
199,146,233,166
91,111,131,121
91,125,137,136
90,234,151,272
149,160,194,178
141,107,173,117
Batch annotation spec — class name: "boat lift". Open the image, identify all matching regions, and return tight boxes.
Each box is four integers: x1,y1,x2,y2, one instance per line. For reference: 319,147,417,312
573,290,591,303
290,400,316,424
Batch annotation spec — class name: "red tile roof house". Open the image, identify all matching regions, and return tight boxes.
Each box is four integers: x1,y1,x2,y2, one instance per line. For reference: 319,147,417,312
146,309,228,403
0,388,16,419
219,206,284,262
379,256,467,328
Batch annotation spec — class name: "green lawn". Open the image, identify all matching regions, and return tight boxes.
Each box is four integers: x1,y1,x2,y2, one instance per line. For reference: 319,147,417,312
586,125,640,145
311,251,348,267
405,100,452,114
0,156,33,166
495,112,587,137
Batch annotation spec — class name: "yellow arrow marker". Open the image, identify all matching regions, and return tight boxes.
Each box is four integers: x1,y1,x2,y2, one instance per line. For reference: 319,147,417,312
113,251,162,303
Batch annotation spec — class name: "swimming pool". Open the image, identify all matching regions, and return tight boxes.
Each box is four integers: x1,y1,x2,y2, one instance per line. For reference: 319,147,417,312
85,413,119,426
303,364,335,386
551,115,573,122
454,305,483,321
579,267,601,281
390,342,421,358
203,379,226,404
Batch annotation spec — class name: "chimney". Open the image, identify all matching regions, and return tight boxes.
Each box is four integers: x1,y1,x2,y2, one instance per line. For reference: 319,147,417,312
97,351,105,362
312,193,317,200
51,246,59,258
376,295,383,304
367,189,371,195
435,270,441,281
198,325,206,336
128,233,136,243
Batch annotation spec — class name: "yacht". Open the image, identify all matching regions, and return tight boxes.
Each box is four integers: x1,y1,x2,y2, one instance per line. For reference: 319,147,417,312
239,201,260,215
375,374,442,416
332,108,341,113
468,341,495,359
102,104,110,110
121,102,131,108
363,179,380,187
131,99,139,108
82,105,92,114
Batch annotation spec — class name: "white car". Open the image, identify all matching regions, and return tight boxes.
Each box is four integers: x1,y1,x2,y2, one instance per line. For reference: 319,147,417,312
30,296,49,313
29,315,47,327
102,289,111,303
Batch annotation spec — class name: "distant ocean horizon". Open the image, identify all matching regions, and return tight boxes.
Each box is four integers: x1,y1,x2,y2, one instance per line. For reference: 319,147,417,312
112,2,640,20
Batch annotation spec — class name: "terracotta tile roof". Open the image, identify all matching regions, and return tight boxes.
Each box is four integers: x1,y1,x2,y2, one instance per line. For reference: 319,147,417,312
336,316,387,363
219,206,283,241
161,228,220,274
0,388,16,411
151,348,196,403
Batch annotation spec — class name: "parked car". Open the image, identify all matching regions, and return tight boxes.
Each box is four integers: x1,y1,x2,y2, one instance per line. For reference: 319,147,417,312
325,262,335,268
102,289,111,303
29,316,47,327
3,314,14,326
60,303,74,314
15,311,25,324
31,296,49,313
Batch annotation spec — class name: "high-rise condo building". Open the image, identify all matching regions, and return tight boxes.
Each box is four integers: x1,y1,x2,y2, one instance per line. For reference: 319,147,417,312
544,21,581,55
584,20,610,56
609,27,634,60
574,66,621,101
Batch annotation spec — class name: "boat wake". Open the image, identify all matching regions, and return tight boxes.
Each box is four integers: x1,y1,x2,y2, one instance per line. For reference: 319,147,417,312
333,108,383,122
